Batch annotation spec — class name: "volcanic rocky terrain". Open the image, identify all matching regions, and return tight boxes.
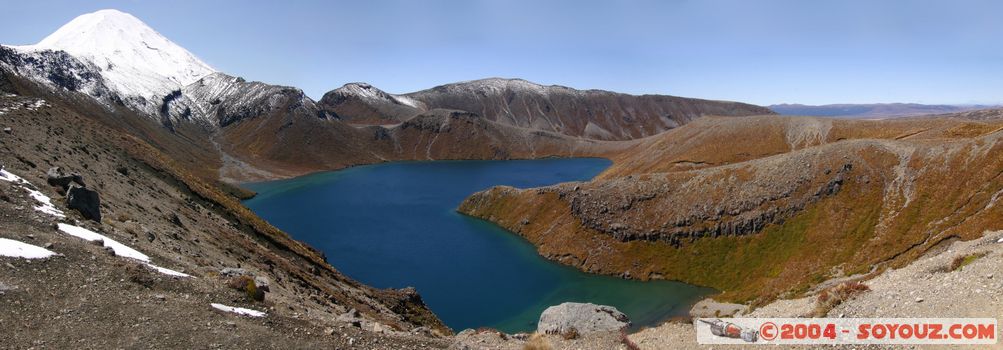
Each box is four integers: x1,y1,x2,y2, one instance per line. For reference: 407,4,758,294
459,113,1003,303
3,8,1003,350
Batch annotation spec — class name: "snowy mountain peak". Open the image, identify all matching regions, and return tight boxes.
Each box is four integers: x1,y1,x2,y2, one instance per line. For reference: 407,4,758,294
22,9,215,103
332,82,423,109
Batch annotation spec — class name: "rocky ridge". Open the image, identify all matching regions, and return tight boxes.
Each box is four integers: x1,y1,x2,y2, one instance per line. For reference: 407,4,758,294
319,77,776,140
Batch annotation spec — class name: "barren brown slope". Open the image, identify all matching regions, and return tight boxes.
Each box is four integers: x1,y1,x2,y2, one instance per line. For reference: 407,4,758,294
0,92,451,348
217,107,632,181
459,115,1003,303
0,69,224,181
404,78,776,140
377,109,626,160
601,114,1003,178
317,78,775,140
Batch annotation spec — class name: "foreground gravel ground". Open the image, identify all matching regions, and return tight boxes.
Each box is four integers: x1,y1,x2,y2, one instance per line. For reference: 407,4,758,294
630,230,1003,350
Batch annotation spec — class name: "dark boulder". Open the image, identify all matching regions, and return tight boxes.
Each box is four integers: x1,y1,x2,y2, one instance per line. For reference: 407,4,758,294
46,166,84,189
66,184,101,222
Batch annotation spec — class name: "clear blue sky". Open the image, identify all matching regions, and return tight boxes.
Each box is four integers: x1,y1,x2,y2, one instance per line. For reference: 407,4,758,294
2,0,1001,105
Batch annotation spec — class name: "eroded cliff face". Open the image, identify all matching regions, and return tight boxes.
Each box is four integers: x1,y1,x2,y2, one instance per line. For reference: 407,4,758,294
460,115,1003,302
565,156,854,245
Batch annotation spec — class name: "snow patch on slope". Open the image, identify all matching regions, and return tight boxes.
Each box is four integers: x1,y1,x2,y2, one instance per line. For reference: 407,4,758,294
0,168,65,218
211,303,266,317
58,223,149,261
147,263,192,277
0,238,57,259
57,223,191,277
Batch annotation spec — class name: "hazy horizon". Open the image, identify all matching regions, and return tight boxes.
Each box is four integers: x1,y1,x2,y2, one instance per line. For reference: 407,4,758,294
2,0,1001,106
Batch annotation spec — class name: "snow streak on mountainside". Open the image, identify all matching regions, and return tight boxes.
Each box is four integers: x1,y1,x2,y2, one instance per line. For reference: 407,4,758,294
167,72,322,127
319,78,776,140
13,9,215,114
405,78,772,133
318,83,425,124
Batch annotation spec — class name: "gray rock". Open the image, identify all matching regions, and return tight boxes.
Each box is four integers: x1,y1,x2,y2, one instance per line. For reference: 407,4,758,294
253,276,271,293
46,167,85,189
410,326,432,337
537,302,631,335
336,308,363,327
66,184,101,222
220,267,247,277
689,298,747,318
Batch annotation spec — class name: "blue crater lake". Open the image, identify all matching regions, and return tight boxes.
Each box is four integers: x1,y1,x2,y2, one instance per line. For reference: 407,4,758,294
243,158,712,333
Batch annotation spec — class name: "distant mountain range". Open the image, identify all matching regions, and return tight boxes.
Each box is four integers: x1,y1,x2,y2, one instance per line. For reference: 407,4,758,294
0,9,772,182
769,103,998,118
321,79,773,140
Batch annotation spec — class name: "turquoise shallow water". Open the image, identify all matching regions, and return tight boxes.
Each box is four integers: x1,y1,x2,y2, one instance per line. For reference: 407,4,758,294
243,158,712,333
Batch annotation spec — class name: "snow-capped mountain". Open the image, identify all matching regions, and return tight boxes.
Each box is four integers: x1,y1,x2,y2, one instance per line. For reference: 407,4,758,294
9,9,215,115
1,8,772,140
1,9,320,128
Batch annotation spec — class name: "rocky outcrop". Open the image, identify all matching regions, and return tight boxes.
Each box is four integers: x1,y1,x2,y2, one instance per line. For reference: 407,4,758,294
562,158,855,245
537,302,631,335
318,82,423,124
0,46,107,96
46,166,85,189
165,72,326,127
65,183,100,222
47,166,101,222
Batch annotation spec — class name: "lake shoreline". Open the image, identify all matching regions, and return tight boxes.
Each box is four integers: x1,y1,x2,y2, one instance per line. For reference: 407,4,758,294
243,158,712,333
